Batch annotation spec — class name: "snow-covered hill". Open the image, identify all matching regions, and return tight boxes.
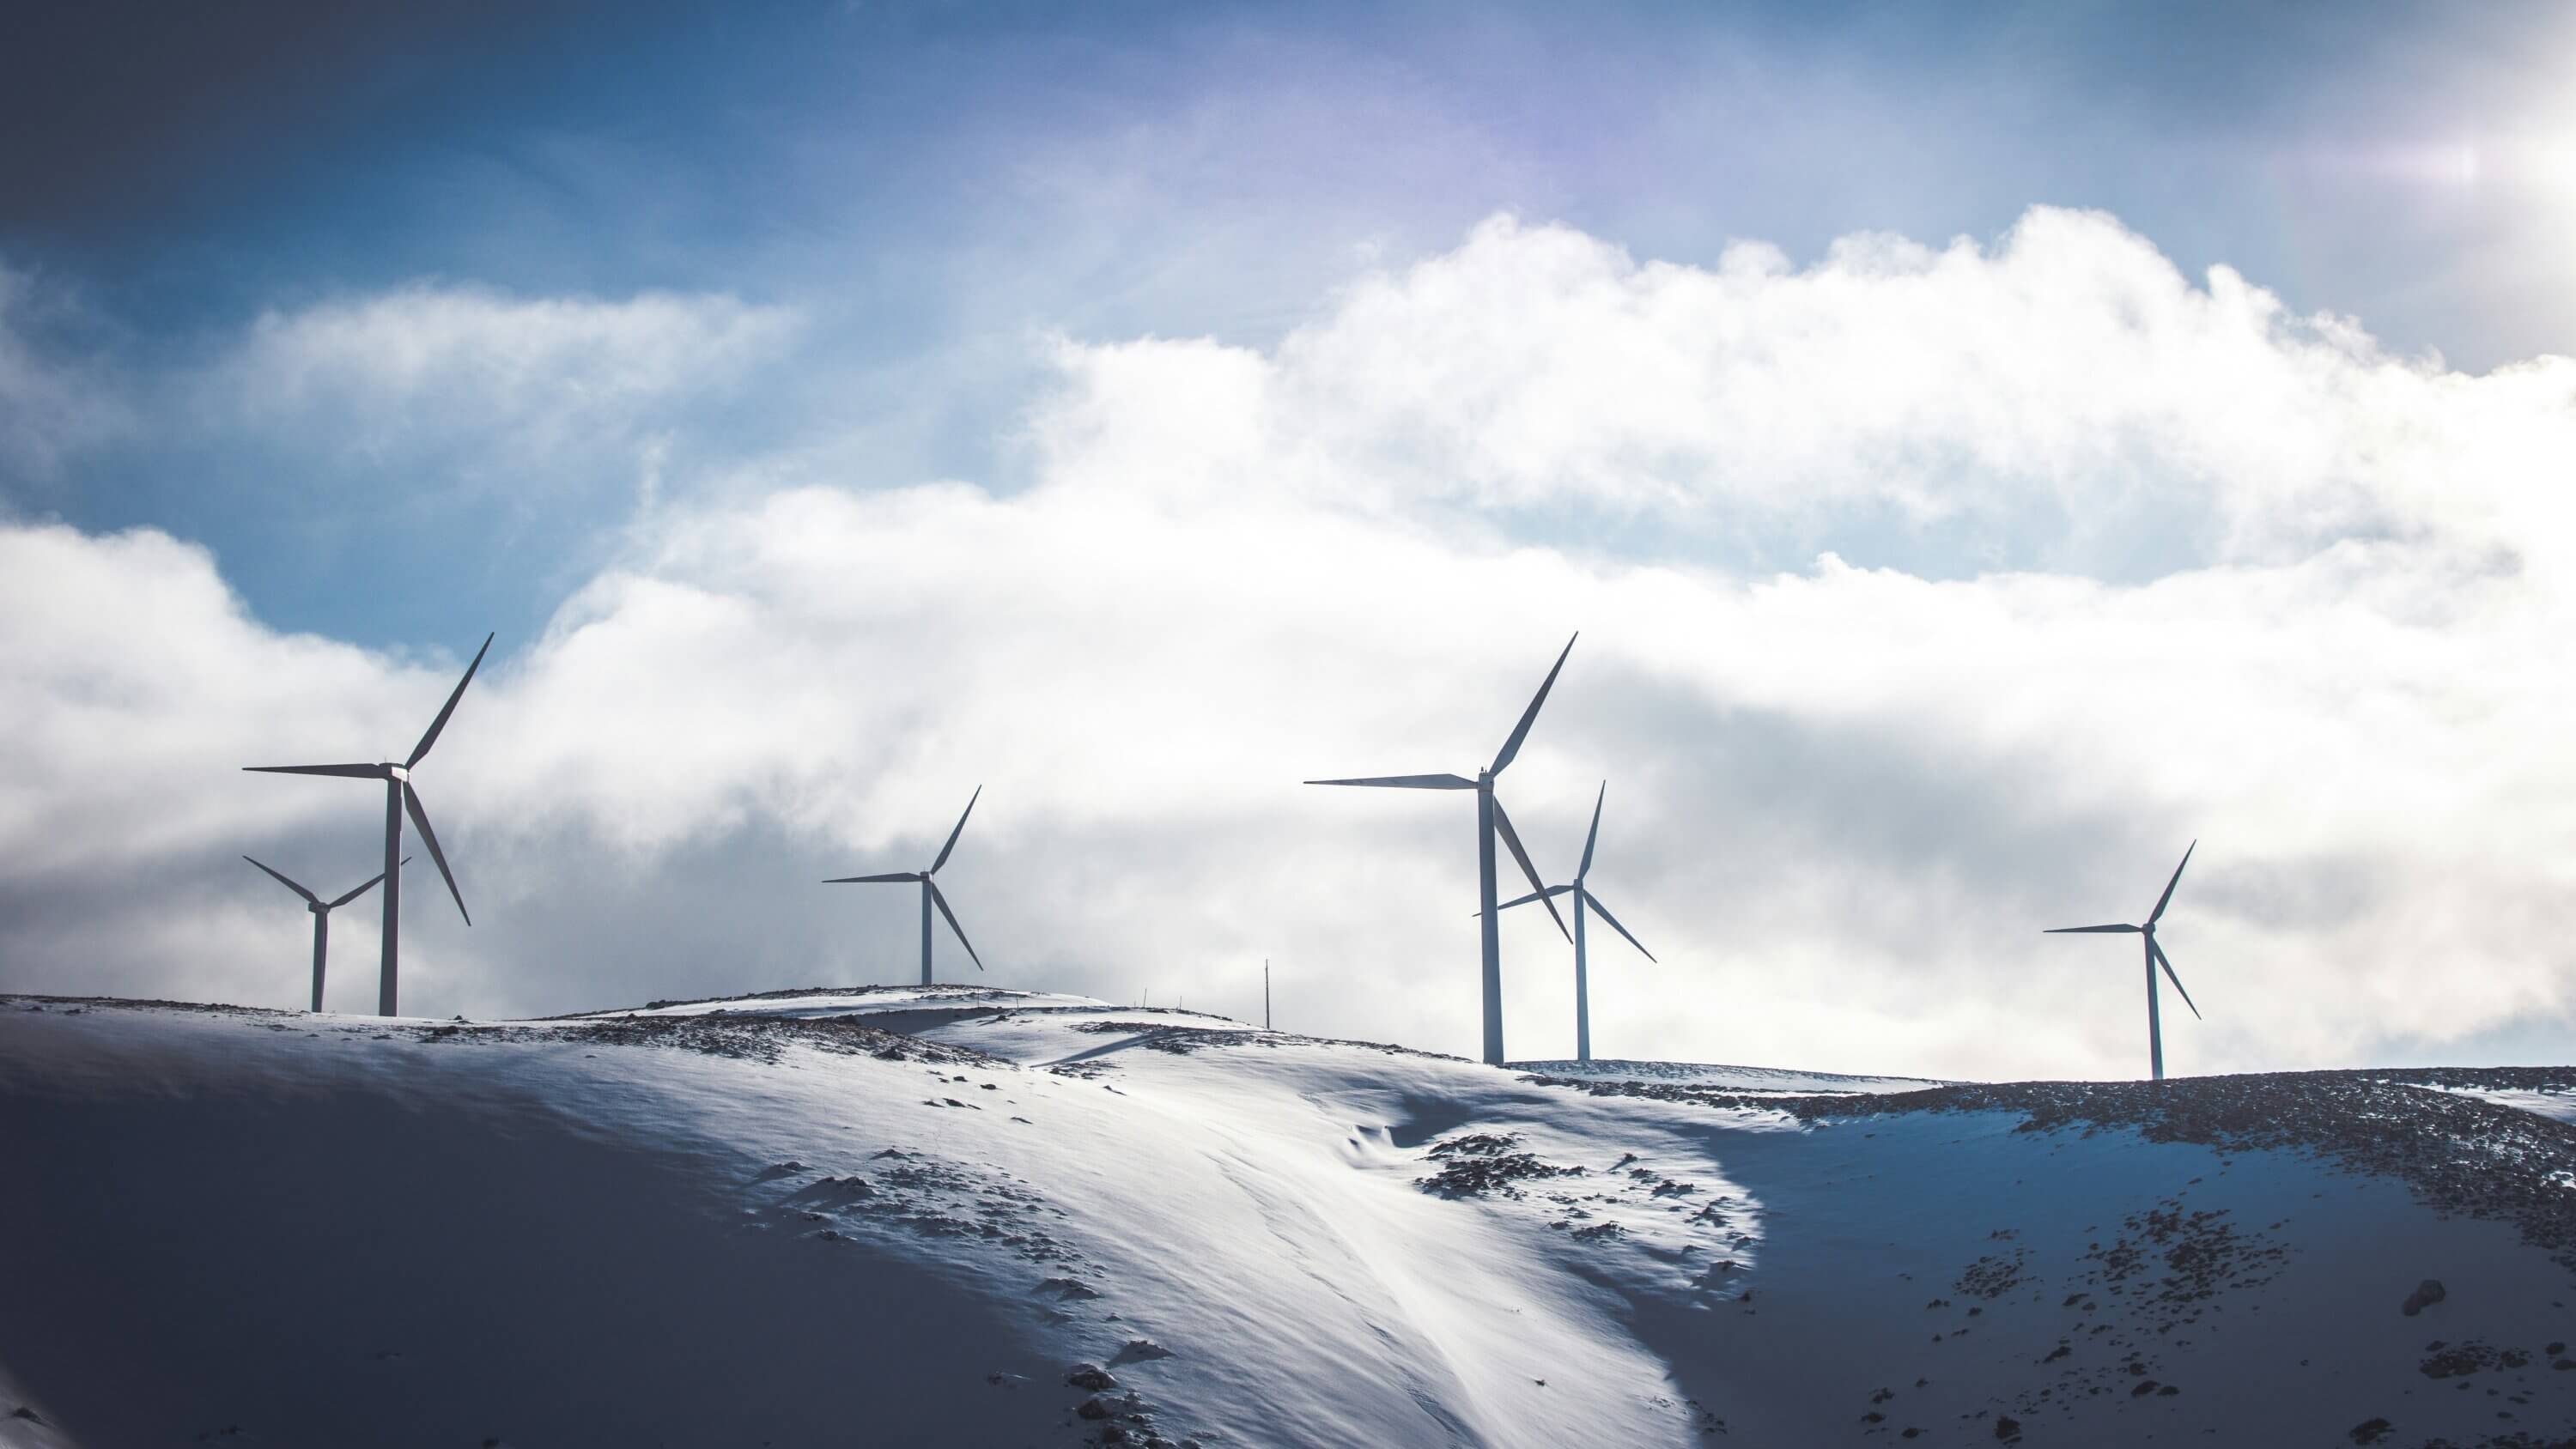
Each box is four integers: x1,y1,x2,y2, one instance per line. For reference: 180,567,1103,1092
7,987,2576,1448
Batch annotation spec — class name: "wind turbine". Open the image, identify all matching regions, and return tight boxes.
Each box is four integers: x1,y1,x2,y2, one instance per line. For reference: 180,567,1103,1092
1307,634,1577,1066
1491,782,1655,1064
823,786,987,985
242,854,407,1011
243,633,491,1017
2045,840,2202,1081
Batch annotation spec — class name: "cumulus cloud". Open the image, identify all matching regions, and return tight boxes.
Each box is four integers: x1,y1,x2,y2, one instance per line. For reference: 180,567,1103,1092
1046,209,2576,578
4,208,2574,1082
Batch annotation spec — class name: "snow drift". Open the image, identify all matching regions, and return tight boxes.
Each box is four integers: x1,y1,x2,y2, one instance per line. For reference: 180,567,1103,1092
5,986,2575,1447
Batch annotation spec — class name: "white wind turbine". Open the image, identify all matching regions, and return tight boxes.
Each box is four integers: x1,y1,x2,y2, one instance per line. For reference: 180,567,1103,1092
824,787,987,985
243,634,491,1017
1492,783,1655,1064
242,854,407,1011
2044,840,2203,1081
1307,635,1577,1065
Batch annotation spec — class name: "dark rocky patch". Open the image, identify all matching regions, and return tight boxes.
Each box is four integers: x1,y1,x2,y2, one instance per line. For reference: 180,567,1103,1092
1417,1132,1586,1199
551,1009,999,1067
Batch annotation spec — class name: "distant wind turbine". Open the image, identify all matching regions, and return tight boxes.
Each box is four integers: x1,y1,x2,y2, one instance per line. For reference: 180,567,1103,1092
1308,634,1577,1066
1490,782,1655,1064
823,786,987,985
242,855,407,1011
243,633,492,1018
2045,840,2203,1081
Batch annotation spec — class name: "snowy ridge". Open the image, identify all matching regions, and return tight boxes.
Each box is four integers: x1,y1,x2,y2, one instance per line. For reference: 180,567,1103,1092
7,990,2576,1447
1510,1058,1949,1095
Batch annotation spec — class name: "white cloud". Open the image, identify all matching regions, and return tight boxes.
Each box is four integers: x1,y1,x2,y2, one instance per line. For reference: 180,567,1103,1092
210,283,799,484
5,208,2575,1082
1043,209,2576,577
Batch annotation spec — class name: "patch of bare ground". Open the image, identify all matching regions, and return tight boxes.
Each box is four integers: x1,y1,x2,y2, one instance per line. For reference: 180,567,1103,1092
3,993,288,1018
541,1010,1005,1067
1067,1018,1471,1063
1415,1132,1587,1199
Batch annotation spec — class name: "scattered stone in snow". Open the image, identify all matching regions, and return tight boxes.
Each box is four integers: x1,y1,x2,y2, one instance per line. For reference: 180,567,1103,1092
1066,1365,1117,1391
2348,1417,2392,1444
2402,1279,2446,1316
1111,1339,1174,1365
1993,1414,2021,1440
1417,1134,1584,1198
2419,1341,2515,1379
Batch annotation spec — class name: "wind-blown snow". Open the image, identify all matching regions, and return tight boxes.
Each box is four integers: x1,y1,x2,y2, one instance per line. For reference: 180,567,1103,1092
6,988,2574,1446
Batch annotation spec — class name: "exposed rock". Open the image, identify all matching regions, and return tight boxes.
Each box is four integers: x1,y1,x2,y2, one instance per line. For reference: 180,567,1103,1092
1066,1364,1117,1391
2401,1279,2446,1316
2348,1418,2392,1446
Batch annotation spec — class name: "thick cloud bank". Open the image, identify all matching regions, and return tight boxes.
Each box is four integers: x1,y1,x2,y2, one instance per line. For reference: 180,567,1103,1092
3,208,2572,1079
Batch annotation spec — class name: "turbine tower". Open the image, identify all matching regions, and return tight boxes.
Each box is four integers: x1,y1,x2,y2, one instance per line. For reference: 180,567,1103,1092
2045,840,2203,1081
244,633,491,1017
242,855,406,1011
824,786,987,985
1492,782,1655,1064
1307,634,1577,1066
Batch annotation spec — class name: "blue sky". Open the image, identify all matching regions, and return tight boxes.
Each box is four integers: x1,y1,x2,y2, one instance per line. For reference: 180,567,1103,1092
4,1,2575,1076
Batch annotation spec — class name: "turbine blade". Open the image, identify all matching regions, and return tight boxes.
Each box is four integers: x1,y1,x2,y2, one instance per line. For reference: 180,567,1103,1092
928,880,984,972
1490,797,1571,943
930,785,981,875
1303,773,1476,789
1477,883,1574,916
2148,840,2196,925
1489,632,1578,776
823,872,923,883
325,870,390,910
408,632,494,768
243,763,386,779
1583,888,1656,963
2044,924,2142,934
241,855,319,905
403,783,470,925
1577,781,1605,878
2150,937,2202,1021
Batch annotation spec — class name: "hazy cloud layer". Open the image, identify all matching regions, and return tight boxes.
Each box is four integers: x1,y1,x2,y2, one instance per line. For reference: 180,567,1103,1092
209,283,800,489
4,208,2573,1080
0,262,126,482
